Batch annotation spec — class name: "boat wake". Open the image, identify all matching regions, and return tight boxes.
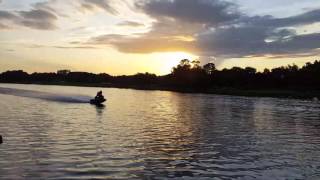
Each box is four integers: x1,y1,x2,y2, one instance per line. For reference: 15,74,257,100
0,87,91,103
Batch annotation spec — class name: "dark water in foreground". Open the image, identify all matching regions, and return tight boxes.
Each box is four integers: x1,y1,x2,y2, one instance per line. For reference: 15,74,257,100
0,84,320,180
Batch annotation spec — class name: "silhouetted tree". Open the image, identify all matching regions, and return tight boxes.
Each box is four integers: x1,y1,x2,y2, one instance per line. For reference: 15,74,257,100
203,63,216,75
0,70,29,82
1,60,320,91
191,60,201,69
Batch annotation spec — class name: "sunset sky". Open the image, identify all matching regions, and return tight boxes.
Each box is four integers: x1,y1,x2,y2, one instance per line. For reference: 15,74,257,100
1,0,320,75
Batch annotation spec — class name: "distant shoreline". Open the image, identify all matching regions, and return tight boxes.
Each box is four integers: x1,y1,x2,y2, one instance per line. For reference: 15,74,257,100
1,82,319,100
1,60,320,100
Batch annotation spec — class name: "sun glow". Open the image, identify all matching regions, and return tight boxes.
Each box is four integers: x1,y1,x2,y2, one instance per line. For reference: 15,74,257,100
152,52,198,75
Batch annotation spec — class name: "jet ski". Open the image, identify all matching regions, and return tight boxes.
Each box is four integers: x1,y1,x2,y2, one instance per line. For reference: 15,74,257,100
90,98,106,105
91,90,106,106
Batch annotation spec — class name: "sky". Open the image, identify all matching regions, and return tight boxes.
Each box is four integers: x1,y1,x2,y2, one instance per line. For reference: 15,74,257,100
1,0,320,75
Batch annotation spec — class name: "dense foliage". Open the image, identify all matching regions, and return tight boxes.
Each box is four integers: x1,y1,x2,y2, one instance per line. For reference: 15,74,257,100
1,60,320,90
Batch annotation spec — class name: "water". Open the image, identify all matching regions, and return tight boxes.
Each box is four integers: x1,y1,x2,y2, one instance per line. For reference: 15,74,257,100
0,84,319,180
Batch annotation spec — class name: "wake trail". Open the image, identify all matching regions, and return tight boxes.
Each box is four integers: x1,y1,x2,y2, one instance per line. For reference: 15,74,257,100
0,87,91,103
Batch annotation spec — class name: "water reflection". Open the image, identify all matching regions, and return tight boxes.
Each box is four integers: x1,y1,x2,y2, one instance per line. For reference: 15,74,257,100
95,105,105,117
0,84,320,179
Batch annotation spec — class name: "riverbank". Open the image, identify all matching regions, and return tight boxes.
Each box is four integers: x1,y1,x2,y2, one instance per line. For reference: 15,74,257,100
1,82,319,100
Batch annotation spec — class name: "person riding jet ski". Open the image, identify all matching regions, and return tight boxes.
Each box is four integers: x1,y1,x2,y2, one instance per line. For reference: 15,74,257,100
90,90,106,105
95,91,105,101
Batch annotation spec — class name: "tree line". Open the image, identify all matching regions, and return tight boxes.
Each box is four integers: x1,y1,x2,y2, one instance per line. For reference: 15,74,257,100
1,60,320,91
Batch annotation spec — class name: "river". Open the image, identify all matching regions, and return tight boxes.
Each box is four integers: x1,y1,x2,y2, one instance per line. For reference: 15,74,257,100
0,84,319,179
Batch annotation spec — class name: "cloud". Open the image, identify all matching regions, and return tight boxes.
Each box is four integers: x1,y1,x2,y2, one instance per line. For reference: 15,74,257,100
240,9,320,28
89,34,196,53
24,43,99,50
86,0,320,59
33,1,57,13
268,33,320,54
81,0,118,14
18,9,57,30
0,23,10,29
197,26,269,57
117,21,145,27
88,14,204,53
88,0,238,53
0,8,58,30
0,10,18,20
197,9,320,58
137,0,240,25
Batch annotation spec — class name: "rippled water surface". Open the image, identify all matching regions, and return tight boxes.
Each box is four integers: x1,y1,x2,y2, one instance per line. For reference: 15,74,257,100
0,84,320,180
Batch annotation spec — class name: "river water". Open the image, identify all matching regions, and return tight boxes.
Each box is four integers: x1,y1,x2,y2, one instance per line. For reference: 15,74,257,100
0,83,319,180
